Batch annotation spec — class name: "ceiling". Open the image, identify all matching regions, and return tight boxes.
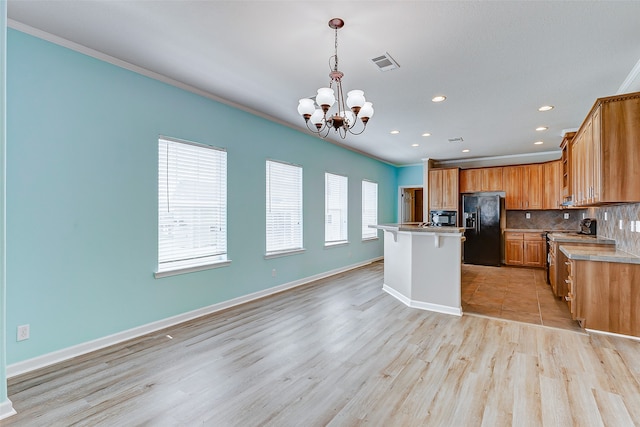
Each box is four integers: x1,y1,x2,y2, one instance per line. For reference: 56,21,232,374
7,1,640,167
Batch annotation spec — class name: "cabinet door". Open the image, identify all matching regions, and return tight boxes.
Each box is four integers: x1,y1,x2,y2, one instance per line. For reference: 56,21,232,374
503,166,523,209
441,168,459,210
571,134,585,206
523,164,543,210
429,169,443,210
459,169,481,193
584,118,594,204
505,238,524,265
482,167,503,191
543,161,561,209
591,105,601,203
523,239,544,267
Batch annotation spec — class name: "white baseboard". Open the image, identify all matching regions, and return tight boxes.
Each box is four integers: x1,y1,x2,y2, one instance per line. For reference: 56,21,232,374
7,257,382,378
0,399,17,420
382,284,462,317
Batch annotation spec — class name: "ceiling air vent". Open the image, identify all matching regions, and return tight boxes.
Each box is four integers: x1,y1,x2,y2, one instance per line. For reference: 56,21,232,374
371,52,399,72
448,137,464,143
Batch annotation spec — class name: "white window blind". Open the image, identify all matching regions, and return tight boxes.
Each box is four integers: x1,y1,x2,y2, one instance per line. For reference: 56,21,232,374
325,172,348,245
266,160,303,255
362,180,378,239
157,137,227,273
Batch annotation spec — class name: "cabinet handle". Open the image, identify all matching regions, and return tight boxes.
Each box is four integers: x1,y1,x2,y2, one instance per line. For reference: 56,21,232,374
565,296,572,301
564,262,571,266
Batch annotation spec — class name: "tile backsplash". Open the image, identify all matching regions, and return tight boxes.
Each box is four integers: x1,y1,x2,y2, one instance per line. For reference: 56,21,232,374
506,209,586,231
596,203,640,256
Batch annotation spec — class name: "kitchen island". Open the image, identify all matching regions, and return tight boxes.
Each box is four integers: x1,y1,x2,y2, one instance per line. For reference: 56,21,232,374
372,223,465,316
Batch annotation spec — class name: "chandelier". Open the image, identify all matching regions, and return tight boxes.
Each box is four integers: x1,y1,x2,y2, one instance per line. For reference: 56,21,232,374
297,18,374,139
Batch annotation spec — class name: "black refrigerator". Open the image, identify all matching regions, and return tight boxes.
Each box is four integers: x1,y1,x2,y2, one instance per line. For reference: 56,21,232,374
462,194,501,266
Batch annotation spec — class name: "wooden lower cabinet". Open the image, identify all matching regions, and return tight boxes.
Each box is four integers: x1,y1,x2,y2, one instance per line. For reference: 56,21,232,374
504,231,544,267
550,240,614,299
505,233,524,265
568,259,640,337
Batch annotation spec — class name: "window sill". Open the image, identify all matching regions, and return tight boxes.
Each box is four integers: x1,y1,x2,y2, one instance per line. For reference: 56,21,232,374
154,259,232,278
324,241,349,248
264,248,306,259
362,236,379,242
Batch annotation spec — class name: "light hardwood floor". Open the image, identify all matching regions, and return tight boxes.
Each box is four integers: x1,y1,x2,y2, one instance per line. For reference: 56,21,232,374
4,261,640,426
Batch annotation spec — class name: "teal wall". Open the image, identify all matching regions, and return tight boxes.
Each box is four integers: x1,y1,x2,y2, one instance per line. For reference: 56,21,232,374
397,164,423,187
1,0,9,407
5,29,398,364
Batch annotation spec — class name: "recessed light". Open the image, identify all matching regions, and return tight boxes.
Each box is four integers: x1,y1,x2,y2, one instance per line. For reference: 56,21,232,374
390,130,400,135
462,149,470,153
538,105,554,112
534,141,544,145
432,95,446,103
422,133,431,137
411,143,419,147
536,126,548,131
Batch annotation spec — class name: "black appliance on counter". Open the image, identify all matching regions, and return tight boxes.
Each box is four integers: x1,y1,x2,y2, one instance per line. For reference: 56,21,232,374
430,210,457,227
579,218,597,235
462,194,501,266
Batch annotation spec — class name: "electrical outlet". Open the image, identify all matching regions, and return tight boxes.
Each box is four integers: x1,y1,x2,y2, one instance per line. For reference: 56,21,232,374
563,213,570,220
525,212,531,219
636,221,640,233
272,269,276,277
17,324,30,341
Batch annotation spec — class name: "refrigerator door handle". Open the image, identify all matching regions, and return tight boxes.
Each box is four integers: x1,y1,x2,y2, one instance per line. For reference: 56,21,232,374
476,207,480,234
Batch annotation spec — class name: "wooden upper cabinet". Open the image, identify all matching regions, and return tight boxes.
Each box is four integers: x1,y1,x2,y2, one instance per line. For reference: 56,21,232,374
543,160,562,209
560,132,575,201
504,164,543,210
459,169,482,193
482,167,503,191
524,163,543,209
429,168,459,211
504,166,523,209
460,167,504,193
570,91,640,205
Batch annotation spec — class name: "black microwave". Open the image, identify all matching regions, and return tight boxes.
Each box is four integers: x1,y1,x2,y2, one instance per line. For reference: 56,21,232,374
430,210,457,226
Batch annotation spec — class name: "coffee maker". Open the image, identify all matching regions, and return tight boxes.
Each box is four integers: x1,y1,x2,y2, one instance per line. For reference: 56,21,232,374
579,218,597,235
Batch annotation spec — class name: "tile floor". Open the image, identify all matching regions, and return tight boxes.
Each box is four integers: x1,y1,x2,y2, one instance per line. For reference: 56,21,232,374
461,264,583,332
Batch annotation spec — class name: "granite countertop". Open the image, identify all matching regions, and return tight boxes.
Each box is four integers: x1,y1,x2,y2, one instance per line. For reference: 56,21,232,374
372,223,465,234
559,244,640,264
503,228,548,234
548,232,615,245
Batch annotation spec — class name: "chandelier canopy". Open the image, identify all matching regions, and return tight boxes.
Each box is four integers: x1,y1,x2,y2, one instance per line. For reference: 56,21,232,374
297,18,374,139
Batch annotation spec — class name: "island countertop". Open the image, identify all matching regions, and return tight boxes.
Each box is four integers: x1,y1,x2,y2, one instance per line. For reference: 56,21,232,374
372,223,465,234
559,244,640,264
548,232,615,245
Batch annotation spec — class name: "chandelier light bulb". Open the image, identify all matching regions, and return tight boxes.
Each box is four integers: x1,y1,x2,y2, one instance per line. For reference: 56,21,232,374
359,102,374,122
316,88,336,112
346,90,366,114
297,98,316,120
310,109,325,128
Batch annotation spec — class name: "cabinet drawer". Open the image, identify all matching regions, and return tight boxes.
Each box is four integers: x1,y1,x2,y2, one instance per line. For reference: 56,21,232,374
524,232,544,241
505,232,523,240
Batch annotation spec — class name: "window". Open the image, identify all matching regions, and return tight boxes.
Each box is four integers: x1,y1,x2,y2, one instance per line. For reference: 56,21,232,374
325,172,348,245
362,180,378,240
266,160,303,256
156,137,228,277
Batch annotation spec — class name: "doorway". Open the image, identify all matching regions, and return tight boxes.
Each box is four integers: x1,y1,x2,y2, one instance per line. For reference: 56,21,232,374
400,187,424,223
